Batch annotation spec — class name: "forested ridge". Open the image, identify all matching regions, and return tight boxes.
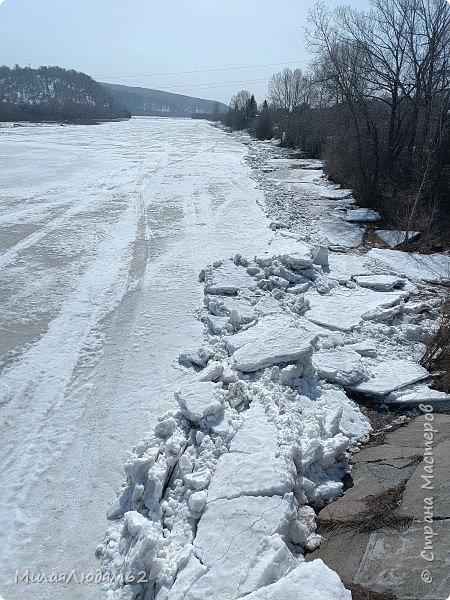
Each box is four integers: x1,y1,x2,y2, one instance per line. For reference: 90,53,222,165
0,65,131,122
223,0,450,247
101,82,228,118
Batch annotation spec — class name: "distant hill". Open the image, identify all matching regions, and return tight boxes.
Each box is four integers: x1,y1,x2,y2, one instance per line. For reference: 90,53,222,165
0,66,131,122
100,82,228,117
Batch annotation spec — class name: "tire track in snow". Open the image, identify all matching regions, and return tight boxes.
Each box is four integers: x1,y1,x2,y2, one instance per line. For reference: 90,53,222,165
0,170,139,271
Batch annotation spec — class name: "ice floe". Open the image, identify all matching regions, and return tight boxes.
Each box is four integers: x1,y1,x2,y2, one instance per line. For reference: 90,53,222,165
175,382,224,423
351,359,429,397
386,383,450,410
305,288,407,331
368,248,450,284
313,348,366,385
345,208,381,222
375,229,420,247
354,274,406,291
233,328,317,373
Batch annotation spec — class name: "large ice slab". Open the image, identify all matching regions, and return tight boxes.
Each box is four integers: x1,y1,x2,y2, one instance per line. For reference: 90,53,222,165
243,559,352,600
305,289,406,331
386,383,450,411
257,236,313,269
375,229,420,247
367,248,450,284
207,452,295,502
313,348,365,385
326,253,373,283
225,314,296,353
345,208,381,222
318,216,363,248
354,274,405,291
351,359,429,397
205,295,255,323
174,381,223,422
229,401,278,455
188,495,297,599
233,328,317,372
204,261,257,295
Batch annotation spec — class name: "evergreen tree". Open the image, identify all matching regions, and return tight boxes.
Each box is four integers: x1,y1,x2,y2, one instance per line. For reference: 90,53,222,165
245,94,257,122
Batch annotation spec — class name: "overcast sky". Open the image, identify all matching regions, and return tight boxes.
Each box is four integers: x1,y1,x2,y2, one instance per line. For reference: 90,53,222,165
0,0,371,104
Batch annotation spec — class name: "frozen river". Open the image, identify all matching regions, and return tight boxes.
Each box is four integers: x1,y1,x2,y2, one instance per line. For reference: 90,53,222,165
0,118,271,600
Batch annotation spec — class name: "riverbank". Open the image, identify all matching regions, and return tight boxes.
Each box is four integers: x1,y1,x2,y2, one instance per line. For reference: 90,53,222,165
99,130,449,599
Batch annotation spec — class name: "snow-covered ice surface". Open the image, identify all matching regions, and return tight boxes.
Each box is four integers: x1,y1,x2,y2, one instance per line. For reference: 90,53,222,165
2,123,448,600
0,118,273,600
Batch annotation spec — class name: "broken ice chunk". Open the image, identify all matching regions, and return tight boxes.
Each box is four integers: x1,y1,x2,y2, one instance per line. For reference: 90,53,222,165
188,490,208,513
184,469,212,491
313,348,365,386
254,295,283,316
196,361,224,382
375,229,420,248
233,329,317,373
354,274,405,291
312,245,329,267
306,289,407,331
178,347,213,368
204,261,257,295
187,495,298,599
367,248,450,284
174,382,223,423
385,383,450,411
345,208,381,222
207,452,295,502
351,359,429,397
241,560,351,600
229,401,278,455
347,340,377,357
205,295,255,323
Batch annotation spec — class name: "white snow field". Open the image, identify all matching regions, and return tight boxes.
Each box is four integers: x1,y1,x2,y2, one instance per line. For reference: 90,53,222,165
0,118,274,600
1,121,448,600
